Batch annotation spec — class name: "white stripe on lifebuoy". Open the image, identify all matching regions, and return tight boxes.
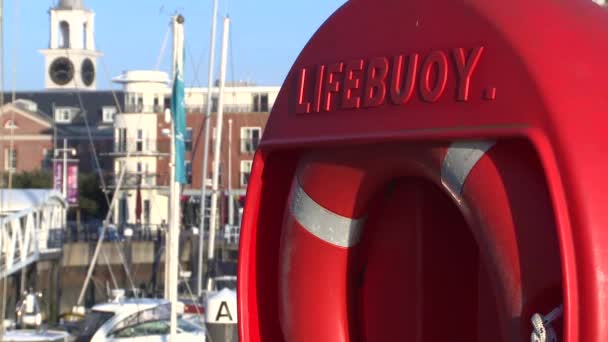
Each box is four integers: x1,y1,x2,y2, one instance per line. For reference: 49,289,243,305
288,178,365,248
288,140,493,246
441,141,495,197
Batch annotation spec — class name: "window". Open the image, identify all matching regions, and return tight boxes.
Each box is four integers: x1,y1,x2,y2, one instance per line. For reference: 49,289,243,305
154,94,166,112
143,164,151,184
83,23,87,48
137,162,142,173
102,106,117,123
219,163,223,186
42,148,51,169
3,120,17,129
125,93,144,112
119,198,128,224
112,321,169,338
108,318,203,339
125,93,134,109
186,160,192,184
74,310,114,341
55,107,77,123
253,93,269,112
59,21,70,48
137,97,144,112
185,127,193,151
211,161,223,186
144,200,151,225
241,127,261,153
117,128,127,152
240,160,253,186
136,129,144,152
4,148,16,171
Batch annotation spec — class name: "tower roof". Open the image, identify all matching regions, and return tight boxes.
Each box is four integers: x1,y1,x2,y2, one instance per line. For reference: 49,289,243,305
56,0,85,10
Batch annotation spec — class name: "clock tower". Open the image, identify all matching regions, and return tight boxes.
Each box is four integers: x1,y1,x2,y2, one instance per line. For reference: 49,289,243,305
40,0,101,90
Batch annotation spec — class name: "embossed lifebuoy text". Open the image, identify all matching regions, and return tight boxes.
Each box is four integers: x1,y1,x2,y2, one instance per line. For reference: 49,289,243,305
295,46,492,114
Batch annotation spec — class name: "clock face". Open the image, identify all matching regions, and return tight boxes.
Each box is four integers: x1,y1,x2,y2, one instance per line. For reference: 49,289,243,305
49,57,75,85
81,58,95,87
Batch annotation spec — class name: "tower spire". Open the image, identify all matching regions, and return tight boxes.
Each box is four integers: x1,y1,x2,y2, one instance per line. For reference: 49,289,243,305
56,0,85,10
42,0,100,90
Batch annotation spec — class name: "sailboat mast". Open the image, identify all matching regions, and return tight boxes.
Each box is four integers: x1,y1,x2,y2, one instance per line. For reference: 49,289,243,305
0,0,6,337
207,16,230,292
165,13,179,301
198,0,219,297
168,13,185,341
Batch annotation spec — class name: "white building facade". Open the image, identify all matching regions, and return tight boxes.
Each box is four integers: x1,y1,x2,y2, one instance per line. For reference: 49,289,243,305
108,71,170,229
109,70,280,230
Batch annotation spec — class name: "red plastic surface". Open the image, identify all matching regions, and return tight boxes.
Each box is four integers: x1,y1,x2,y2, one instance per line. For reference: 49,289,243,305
238,0,608,340
277,143,560,341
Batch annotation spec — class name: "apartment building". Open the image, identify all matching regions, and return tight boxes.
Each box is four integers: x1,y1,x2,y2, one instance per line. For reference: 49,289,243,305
108,70,279,229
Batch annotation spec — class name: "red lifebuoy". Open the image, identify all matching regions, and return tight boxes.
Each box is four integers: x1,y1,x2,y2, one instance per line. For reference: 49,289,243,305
278,141,562,341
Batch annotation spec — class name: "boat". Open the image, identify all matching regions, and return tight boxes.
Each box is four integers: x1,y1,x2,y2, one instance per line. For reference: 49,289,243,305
72,295,207,342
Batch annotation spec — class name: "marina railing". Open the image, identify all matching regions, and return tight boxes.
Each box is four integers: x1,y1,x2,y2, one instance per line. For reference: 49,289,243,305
0,193,67,279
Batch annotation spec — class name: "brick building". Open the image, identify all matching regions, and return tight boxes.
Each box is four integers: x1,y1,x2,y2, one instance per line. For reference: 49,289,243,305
0,92,124,178
0,103,55,173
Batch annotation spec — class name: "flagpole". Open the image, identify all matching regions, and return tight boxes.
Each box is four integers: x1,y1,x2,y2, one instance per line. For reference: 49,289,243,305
207,16,230,292
169,13,185,342
165,14,178,302
198,0,219,297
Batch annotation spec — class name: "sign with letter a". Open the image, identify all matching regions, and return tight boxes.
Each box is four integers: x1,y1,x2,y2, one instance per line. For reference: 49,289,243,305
205,288,238,324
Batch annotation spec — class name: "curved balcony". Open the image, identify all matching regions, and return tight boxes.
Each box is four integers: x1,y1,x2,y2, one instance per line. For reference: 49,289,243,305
122,104,167,114
106,172,169,190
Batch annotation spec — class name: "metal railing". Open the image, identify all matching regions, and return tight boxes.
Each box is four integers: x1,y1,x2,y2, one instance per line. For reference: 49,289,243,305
122,103,272,114
123,104,167,114
64,222,166,242
0,195,67,279
185,104,272,113
112,139,169,155
106,172,170,188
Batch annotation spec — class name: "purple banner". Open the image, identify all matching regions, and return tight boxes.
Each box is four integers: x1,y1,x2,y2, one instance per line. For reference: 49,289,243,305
53,159,79,206
67,162,78,206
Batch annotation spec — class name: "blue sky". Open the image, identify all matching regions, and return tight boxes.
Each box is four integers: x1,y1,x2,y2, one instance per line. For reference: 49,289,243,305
1,0,346,90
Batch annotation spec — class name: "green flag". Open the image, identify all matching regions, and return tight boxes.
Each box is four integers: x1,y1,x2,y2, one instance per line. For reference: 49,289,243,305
172,55,187,184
